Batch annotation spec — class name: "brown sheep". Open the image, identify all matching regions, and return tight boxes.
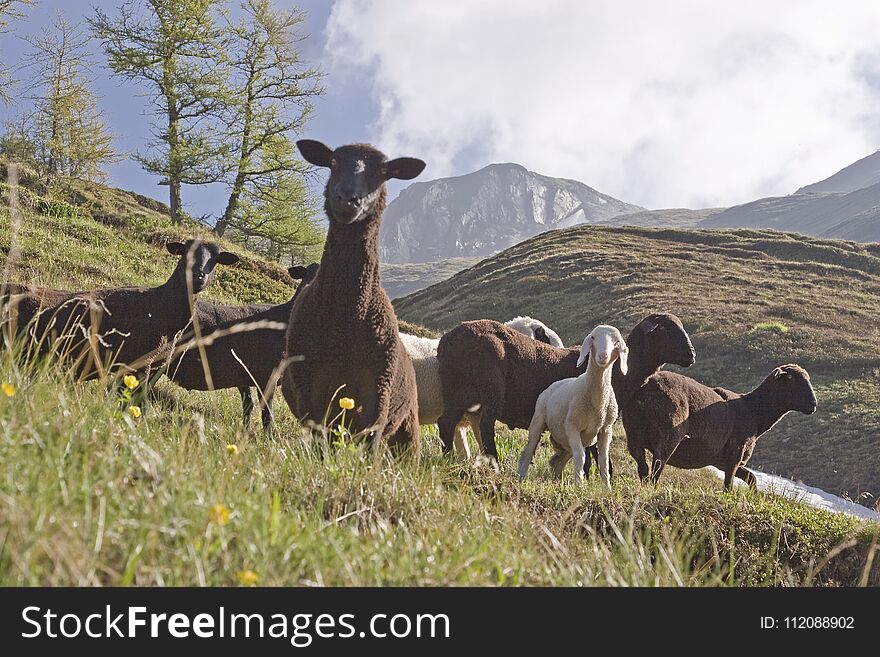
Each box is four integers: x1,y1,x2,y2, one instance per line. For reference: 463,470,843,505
583,312,696,477
436,319,585,463
167,263,319,434
436,313,695,469
281,140,425,457
626,364,817,487
2,239,238,380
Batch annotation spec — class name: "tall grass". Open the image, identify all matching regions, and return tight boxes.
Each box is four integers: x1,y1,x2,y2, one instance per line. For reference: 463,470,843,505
0,338,878,586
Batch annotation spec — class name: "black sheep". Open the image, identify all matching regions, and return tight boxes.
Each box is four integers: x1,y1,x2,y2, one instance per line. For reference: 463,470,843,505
281,140,425,457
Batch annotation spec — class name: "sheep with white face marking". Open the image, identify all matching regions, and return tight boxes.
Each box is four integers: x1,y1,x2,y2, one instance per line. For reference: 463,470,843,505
504,316,564,348
281,140,425,457
518,325,628,489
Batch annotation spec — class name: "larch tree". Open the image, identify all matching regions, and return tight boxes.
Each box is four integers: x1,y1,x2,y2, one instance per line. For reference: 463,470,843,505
0,0,35,104
21,14,117,181
90,0,228,223
212,0,323,254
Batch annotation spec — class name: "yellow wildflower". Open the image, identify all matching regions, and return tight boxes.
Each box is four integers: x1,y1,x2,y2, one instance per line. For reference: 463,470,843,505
1,382,16,397
237,570,259,586
338,397,355,410
211,503,230,526
226,443,239,455
123,374,140,390
128,405,142,419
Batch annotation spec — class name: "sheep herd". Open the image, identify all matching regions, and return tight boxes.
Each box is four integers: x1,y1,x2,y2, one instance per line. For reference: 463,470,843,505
0,140,819,491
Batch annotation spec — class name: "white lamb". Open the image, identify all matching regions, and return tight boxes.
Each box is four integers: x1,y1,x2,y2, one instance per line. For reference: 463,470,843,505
517,324,628,489
504,316,564,347
401,316,565,459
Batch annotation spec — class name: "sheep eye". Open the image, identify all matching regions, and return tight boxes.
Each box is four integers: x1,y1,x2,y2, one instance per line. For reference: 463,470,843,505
330,158,337,168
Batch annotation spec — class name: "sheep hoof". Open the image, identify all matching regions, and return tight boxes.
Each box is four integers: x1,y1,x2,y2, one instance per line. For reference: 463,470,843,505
473,454,500,473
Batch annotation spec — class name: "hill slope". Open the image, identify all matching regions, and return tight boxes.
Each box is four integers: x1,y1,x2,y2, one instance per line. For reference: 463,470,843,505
796,150,880,195
699,183,880,242
395,226,880,506
0,160,295,304
379,163,641,263
597,207,721,228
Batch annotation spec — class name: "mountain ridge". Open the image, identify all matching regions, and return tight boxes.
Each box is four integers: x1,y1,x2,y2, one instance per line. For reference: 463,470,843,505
380,162,642,263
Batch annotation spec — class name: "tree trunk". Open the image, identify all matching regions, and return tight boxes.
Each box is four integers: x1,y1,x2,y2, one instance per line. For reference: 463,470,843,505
214,170,246,237
216,88,254,237
164,52,182,224
167,103,183,223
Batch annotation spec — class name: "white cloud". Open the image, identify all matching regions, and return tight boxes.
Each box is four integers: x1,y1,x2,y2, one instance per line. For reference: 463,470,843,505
324,0,880,208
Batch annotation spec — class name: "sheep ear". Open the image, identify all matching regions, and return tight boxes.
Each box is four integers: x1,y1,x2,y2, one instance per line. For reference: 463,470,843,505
577,334,593,368
216,251,239,266
296,139,334,168
616,342,629,376
640,318,659,334
166,241,186,256
385,157,426,181
288,265,307,280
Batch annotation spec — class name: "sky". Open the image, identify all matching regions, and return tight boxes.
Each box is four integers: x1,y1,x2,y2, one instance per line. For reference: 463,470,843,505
2,1,880,218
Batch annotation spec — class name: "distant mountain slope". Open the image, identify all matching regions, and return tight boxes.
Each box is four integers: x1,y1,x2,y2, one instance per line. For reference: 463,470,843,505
379,163,641,263
381,257,481,299
699,182,880,241
597,207,722,228
796,150,880,194
395,225,880,506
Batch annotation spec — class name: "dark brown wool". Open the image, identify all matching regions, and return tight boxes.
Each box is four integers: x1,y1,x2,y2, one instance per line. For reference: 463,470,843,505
583,312,696,476
2,240,238,380
436,319,586,462
167,264,318,433
281,141,425,456
626,363,817,487
436,313,695,470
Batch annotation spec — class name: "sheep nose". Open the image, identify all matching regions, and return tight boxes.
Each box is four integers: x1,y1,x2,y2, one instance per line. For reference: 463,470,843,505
335,193,358,206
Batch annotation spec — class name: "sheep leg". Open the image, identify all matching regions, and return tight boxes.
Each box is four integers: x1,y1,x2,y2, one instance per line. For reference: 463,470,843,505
437,410,463,453
734,466,757,489
596,425,614,490
517,408,546,480
566,422,586,486
583,444,596,479
469,417,482,457
626,427,650,481
453,421,472,460
548,448,570,480
478,408,499,463
582,444,614,480
240,387,256,428
261,391,275,439
650,433,688,485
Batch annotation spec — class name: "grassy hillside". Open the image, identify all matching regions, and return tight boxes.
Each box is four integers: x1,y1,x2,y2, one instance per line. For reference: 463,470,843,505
0,160,295,305
2,165,879,587
395,226,880,508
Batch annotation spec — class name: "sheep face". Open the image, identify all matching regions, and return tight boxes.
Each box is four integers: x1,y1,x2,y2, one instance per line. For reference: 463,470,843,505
637,313,696,368
288,262,320,285
296,139,426,225
166,240,239,293
578,325,628,373
769,364,817,415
